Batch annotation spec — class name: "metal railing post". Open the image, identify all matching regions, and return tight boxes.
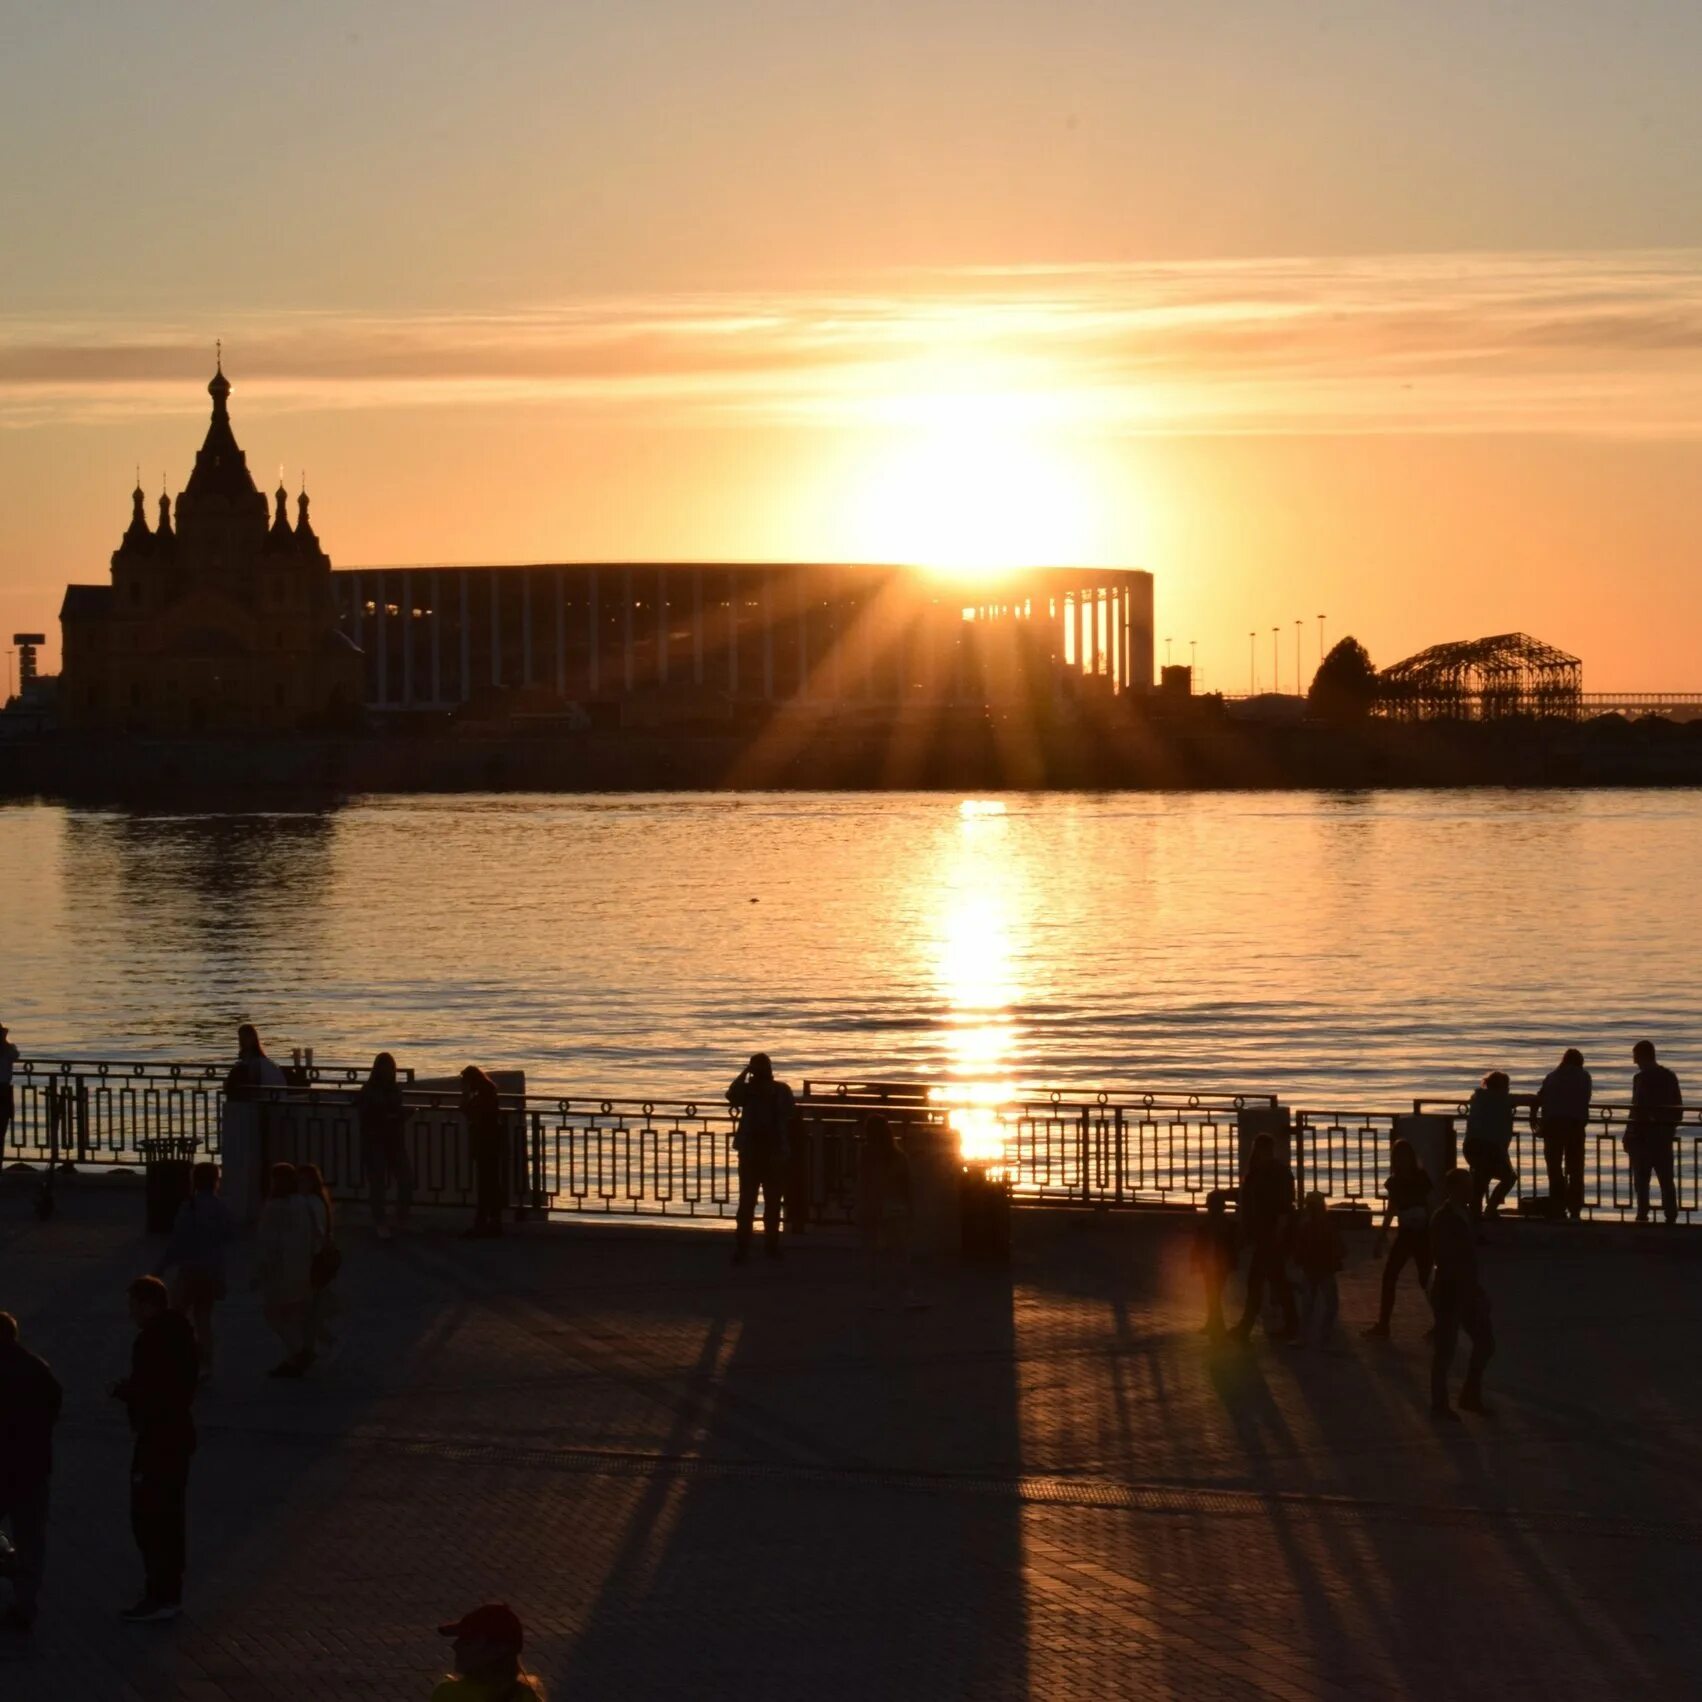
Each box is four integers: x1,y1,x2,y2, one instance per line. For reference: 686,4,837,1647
529,1110,547,1215
75,1079,90,1165
1079,1105,1091,1205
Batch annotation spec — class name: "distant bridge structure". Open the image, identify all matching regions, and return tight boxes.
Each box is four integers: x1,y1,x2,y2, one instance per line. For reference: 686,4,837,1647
1378,632,1582,721
1579,693,1702,723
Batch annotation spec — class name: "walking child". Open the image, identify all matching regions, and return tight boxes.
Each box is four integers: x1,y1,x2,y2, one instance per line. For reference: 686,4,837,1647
1292,1192,1344,1347
1190,1189,1237,1339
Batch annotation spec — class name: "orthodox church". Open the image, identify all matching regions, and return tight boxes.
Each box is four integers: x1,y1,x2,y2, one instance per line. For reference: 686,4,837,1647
59,360,361,733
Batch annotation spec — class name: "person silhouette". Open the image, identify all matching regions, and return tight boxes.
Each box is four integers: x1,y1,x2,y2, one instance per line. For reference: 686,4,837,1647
1531,1048,1592,1222
726,1053,795,1264
1231,1133,1299,1344
110,1276,198,1620
459,1067,507,1239
356,1051,412,1240
1462,1071,1518,1220
1627,1041,1683,1225
1429,1168,1495,1420
1191,1189,1237,1340
1364,1139,1434,1339
0,1311,62,1635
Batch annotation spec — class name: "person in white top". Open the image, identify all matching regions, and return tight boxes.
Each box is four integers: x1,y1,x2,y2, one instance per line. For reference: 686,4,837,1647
219,1024,288,1225
251,1164,318,1377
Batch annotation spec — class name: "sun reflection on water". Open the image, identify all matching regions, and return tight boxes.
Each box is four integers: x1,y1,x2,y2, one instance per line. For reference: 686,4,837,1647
931,799,1023,1170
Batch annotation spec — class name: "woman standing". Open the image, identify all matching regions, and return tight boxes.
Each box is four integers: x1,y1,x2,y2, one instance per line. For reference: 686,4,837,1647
356,1052,412,1240
296,1162,339,1366
157,1162,234,1381
219,1024,288,1227
252,1164,317,1377
459,1067,506,1239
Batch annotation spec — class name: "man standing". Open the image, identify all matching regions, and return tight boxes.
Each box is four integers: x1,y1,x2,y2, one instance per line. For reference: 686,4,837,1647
1231,1132,1299,1343
109,1276,197,1622
1430,1169,1495,1420
1627,1041,1683,1225
727,1053,795,1264
1531,1049,1592,1222
0,1312,62,1635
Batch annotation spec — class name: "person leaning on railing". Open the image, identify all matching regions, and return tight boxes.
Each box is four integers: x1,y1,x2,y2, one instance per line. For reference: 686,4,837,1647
459,1067,507,1240
1627,1041,1684,1226
1531,1049,1592,1224
727,1053,795,1265
356,1052,413,1241
1462,1072,1518,1220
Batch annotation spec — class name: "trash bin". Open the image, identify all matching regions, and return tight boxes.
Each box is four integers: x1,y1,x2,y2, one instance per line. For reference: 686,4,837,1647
140,1136,197,1234
959,1162,1012,1263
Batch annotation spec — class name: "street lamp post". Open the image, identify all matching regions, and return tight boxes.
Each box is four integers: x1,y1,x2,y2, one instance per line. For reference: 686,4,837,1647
1295,619,1303,693
1248,631,1256,694
1271,627,1280,695
1318,614,1326,667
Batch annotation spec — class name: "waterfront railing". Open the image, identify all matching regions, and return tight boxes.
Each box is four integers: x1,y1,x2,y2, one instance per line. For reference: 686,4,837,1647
2,1059,1696,1226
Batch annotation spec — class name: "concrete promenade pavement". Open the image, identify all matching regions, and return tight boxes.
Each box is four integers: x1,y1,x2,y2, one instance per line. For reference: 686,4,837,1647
3,1178,1701,1700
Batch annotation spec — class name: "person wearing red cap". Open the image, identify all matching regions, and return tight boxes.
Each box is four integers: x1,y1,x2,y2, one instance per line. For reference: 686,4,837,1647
432,1602,541,1700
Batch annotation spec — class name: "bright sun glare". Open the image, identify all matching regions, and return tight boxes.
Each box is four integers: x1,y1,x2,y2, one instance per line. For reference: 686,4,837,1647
844,391,1100,576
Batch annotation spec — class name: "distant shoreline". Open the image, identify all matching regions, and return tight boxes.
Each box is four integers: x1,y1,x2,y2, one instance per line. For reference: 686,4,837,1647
4,714,1702,799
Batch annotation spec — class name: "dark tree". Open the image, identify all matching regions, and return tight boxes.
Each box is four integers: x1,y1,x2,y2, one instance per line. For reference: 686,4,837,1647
1308,637,1378,722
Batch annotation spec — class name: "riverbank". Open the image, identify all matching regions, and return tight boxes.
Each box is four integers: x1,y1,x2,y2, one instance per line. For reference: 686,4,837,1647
4,709,1702,798
6,1178,1701,1699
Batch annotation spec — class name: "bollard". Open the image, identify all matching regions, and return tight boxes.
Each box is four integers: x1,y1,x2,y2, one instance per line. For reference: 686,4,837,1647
903,1121,963,1258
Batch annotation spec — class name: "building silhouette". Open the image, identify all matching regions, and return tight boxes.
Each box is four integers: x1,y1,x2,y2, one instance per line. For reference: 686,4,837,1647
335,564,1153,715
58,362,360,733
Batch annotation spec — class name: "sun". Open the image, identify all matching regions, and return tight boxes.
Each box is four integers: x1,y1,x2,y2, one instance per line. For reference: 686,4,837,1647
841,390,1100,577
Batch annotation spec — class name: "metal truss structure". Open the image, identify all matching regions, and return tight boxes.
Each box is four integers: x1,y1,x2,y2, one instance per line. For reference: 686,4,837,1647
1379,631,1583,721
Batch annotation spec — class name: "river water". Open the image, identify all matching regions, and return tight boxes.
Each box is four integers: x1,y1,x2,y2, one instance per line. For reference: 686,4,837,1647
0,790,1696,1112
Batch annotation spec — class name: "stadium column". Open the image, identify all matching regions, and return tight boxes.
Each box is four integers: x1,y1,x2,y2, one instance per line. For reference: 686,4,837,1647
657,567,669,686
588,569,601,696
762,574,775,702
727,568,739,695
375,580,388,706
622,568,635,692
401,570,413,706
693,568,705,686
459,572,471,701
521,570,533,687
797,572,810,700
430,574,442,706
554,570,566,697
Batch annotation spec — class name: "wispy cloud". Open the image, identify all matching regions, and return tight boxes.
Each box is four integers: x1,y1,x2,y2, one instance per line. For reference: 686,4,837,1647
5,250,1702,436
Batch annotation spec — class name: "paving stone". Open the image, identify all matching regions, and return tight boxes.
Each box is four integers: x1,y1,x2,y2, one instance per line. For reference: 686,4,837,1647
1,1183,1699,1698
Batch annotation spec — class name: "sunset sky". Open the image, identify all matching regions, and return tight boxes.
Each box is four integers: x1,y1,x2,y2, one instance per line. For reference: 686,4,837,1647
5,2,1702,689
